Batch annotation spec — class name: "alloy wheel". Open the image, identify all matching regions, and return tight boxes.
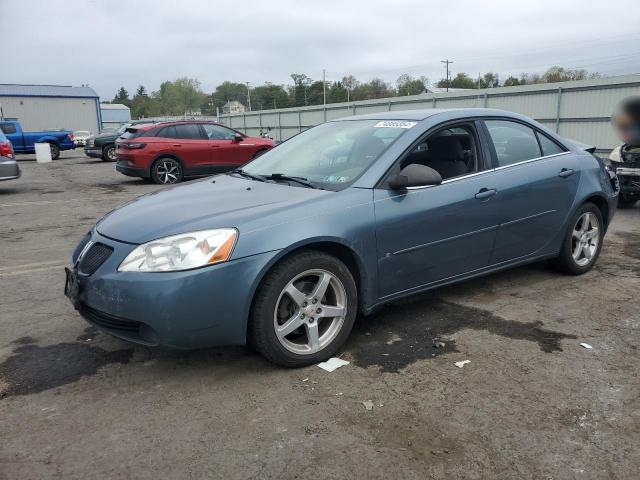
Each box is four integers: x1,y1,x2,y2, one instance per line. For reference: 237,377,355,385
273,269,347,355
156,160,181,184
106,147,117,161
571,212,600,267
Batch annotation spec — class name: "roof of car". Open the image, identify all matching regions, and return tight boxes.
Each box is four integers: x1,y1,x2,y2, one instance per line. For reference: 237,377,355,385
132,120,222,130
334,108,521,122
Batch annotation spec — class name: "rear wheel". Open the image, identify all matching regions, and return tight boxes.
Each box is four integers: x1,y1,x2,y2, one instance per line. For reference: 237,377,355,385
250,251,357,367
617,196,637,209
551,202,603,275
49,143,60,160
102,145,117,162
151,157,183,185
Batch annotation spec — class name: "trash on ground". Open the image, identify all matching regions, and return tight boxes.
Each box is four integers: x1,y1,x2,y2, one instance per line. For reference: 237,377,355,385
362,400,374,411
317,357,350,372
301,378,309,382
454,360,471,368
580,343,593,349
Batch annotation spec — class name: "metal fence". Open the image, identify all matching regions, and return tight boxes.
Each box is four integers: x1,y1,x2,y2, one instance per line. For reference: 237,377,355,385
218,74,640,153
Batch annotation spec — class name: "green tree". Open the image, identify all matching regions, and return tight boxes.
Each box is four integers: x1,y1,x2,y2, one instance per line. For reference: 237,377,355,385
154,77,206,115
396,74,427,96
503,76,521,87
289,73,313,106
113,87,131,106
130,85,161,118
210,81,248,112
437,73,476,90
352,78,393,100
251,83,289,110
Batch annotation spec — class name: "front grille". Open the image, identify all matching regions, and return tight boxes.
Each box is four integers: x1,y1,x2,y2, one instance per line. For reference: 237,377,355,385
78,242,113,275
79,303,141,333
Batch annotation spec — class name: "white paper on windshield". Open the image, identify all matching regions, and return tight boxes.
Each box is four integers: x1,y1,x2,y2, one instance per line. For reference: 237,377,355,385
374,121,417,129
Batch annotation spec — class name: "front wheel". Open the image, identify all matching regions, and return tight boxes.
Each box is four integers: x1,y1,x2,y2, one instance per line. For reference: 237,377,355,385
550,202,604,275
151,157,183,185
49,143,60,160
249,251,357,367
102,145,117,162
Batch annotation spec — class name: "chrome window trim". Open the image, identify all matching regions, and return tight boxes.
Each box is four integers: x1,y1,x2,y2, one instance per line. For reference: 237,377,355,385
402,151,571,191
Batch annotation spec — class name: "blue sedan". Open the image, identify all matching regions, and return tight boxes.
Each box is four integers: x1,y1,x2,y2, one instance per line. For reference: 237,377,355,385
65,109,619,367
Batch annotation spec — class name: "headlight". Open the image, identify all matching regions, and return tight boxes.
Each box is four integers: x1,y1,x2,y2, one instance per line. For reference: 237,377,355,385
118,229,237,272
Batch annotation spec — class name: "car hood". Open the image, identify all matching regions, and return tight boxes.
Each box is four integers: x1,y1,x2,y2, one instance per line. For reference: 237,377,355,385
96,174,334,244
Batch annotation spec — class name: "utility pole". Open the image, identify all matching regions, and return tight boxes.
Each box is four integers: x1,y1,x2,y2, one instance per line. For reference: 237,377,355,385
246,82,252,111
441,59,453,92
322,69,327,106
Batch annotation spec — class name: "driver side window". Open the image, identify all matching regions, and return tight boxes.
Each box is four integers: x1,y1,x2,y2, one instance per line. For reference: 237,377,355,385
203,124,237,140
402,124,479,181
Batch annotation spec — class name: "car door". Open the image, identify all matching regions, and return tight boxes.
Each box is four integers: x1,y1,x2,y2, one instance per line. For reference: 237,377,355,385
374,121,502,298
201,124,248,169
482,119,580,264
167,124,210,173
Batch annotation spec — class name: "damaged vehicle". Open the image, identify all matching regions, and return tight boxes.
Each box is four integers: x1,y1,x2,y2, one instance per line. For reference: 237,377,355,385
609,145,640,208
65,109,619,367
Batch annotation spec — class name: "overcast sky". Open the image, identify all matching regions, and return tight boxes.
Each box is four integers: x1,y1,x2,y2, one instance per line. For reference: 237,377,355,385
3,0,640,99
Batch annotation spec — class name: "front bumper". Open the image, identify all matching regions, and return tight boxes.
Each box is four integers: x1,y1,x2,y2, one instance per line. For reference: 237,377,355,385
115,160,150,178
84,146,103,158
616,166,640,198
68,230,279,349
0,158,21,181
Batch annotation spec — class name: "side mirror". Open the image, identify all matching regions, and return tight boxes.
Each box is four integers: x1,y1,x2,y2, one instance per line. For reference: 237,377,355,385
233,133,244,143
388,164,442,190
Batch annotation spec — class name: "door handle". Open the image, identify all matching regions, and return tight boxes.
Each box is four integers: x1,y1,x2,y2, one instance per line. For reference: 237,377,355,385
558,168,575,178
172,144,182,147
475,188,497,200
211,144,220,148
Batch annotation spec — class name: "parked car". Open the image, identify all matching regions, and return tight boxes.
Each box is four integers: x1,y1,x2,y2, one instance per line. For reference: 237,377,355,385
0,129,20,181
65,109,618,367
0,120,74,160
114,120,274,184
73,130,91,147
84,120,158,162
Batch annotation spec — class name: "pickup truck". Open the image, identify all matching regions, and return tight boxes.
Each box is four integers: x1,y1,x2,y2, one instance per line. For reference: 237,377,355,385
0,120,75,160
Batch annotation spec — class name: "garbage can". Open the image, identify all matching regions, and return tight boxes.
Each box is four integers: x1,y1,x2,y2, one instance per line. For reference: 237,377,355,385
35,142,52,163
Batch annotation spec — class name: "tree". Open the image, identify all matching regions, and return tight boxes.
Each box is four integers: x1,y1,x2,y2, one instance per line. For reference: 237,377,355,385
437,73,476,90
352,78,393,100
154,77,206,115
503,76,521,87
130,85,160,119
210,81,249,112
251,83,289,110
480,72,500,88
135,85,147,97
396,74,427,96
289,73,313,106
113,87,130,106
341,75,359,102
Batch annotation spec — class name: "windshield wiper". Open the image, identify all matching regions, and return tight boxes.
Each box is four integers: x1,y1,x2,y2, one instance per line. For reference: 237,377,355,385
228,169,266,182
264,173,320,189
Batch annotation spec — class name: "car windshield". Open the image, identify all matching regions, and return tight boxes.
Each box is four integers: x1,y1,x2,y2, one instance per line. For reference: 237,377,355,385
241,120,411,190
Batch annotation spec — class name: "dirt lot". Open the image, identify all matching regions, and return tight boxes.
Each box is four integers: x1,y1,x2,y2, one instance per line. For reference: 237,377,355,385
1,151,639,479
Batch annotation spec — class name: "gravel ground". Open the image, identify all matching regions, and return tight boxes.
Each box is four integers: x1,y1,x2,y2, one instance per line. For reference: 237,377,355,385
1,151,639,480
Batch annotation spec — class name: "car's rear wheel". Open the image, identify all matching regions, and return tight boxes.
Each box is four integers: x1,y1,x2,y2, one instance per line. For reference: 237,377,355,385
617,196,637,209
551,202,604,275
250,250,357,367
102,145,117,162
151,157,183,185
49,143,60,160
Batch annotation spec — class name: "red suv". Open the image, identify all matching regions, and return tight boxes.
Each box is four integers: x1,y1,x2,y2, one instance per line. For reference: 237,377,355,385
115,121,274,184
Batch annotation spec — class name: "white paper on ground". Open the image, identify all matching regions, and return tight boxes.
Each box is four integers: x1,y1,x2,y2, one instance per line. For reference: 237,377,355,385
318,357,350,372
580,343,593,349
454,360,471,368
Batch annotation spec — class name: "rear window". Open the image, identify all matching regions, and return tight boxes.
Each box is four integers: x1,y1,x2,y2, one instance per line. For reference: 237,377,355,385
119,128,143,140
536,132,566,156
0,123,17,134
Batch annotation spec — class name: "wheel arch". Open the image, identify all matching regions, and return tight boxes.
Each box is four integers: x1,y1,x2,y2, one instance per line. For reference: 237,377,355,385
245,238,369,342
152,152,185,167
581,193,610,229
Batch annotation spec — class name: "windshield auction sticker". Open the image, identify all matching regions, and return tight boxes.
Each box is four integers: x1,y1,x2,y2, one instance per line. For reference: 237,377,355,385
374,121,417,129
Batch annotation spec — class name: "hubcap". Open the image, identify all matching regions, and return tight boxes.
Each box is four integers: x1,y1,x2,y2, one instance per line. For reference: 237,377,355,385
274,269,347,355
156,161,180,184
107,147,116,160
571,212,600,267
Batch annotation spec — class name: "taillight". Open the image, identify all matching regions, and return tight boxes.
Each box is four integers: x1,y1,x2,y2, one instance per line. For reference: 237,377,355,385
0,141,11,157
68,133,74,141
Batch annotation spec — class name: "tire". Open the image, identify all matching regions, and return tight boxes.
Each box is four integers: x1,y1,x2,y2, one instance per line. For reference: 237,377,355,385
249,250,358,367
49,143,60,160
550,202,604,275
617,196,637,209
151,157,183,185
102,145,117,162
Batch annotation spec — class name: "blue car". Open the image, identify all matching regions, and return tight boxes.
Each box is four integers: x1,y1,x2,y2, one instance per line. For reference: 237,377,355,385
65,109,619,367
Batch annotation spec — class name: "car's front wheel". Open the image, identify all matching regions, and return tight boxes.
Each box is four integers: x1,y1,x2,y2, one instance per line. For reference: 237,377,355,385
102,145,117,162
151,157,183,185
49,143,60,160
551,202,604,275
250,251,357,367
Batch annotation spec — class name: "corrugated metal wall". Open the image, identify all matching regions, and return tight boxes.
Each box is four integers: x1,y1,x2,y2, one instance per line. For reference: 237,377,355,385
219,74,640,153
0,96,100,134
